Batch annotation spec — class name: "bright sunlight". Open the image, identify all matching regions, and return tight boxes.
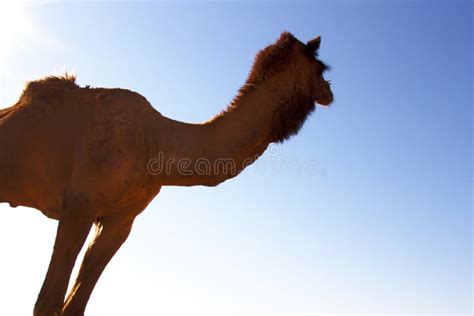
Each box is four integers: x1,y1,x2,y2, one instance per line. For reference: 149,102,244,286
0,1,36,50
0,1,41,107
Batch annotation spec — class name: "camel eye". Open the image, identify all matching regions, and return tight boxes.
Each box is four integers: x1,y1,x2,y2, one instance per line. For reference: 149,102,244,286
317,60,328,73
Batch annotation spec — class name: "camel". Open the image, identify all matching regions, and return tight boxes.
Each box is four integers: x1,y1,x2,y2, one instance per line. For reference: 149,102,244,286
0,32,333,315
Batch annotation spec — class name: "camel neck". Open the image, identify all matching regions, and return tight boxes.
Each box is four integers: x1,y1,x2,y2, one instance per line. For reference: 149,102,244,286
149,82,281,186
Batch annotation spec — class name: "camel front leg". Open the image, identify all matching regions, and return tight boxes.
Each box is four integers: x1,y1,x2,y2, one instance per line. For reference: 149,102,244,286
62,215,135,316
34,193,96,316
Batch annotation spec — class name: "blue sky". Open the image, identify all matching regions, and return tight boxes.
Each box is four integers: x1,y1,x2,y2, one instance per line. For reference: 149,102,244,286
0,1,471,315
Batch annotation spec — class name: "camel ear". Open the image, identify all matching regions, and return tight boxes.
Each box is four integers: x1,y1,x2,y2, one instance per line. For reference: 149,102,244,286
306,36,321,54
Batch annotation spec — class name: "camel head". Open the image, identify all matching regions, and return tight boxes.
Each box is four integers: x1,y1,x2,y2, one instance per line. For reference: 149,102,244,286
305,36,333,106
247,32,333,143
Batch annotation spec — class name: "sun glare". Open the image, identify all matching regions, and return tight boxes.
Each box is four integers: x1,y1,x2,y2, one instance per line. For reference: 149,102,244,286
0,1,43,107
0,1,36,49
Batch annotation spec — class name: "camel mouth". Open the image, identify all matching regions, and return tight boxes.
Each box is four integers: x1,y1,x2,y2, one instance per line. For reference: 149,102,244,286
314,80,333,106
315,91,333,106
316,97,332,106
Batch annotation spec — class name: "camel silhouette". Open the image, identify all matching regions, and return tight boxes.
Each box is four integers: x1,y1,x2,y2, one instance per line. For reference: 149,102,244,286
0,32,333,315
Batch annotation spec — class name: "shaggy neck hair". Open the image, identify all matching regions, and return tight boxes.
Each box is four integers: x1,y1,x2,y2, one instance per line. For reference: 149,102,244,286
217,32,316,144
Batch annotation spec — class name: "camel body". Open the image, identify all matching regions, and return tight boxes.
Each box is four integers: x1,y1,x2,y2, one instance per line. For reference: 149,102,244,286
0,32,333,315
0,83,162,220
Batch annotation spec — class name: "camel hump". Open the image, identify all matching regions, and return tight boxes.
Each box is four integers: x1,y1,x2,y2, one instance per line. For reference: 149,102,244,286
21,74,79,100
